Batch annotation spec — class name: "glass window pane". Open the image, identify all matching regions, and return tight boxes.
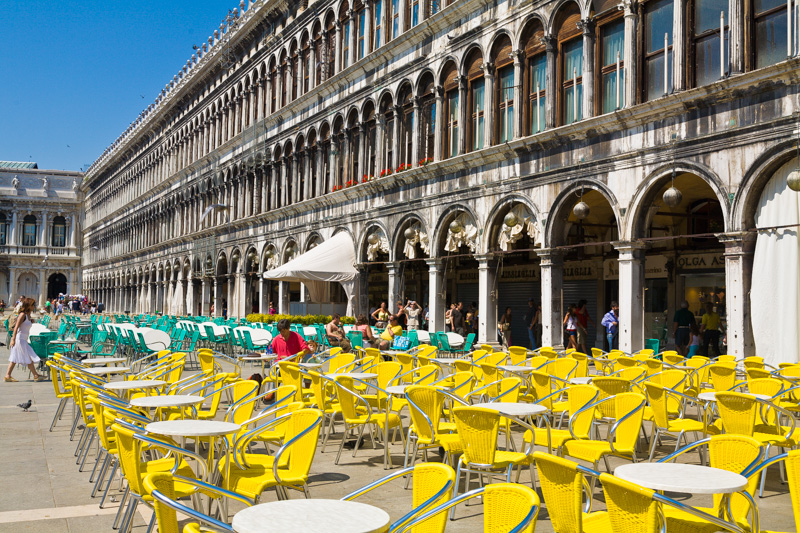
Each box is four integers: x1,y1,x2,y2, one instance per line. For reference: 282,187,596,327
500,67,514,142
645,0,674,54
755,0,786,11
565,83,582,124
473,80,484,150
756,10,787,68
564,38,583,79
602,20,625,68
695,0,728,34
695,33,724,86
645,51,673,100
448,92,459,157
412,2,418,26
602,70,625,113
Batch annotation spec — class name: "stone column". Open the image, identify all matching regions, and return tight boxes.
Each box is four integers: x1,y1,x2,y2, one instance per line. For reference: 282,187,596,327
397,0,406,36
512,50,523,140
433,86,443,161
537,249,564,349
580,18,595,120
621,1,638,106
69,215,77,248
9,211,17,245
376,116,386,175
278,281,289,314
673,0,686,91
729,0,743,74
387,262,401,312
482,63,494,147
334,21,342,73
457,75,467,155
426,259,445,333
259,278,268,314
364,0,372,56
40,211,49,248
39,270,48,308
392,105,401,170
718,232,755,357
213,278,222,317
184,275,193,317
310,46,317,89
358,123,366,181
201,279,210,316
544,35,557,129
411,97,420,167
348,9,357,67
265,74,273,115
614,241,647,352
477,254,498,344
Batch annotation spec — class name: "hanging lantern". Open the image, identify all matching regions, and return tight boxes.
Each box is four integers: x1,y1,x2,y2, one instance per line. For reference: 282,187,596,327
265,248,274,259
285,244,295,256
503,211,519,227
367,233,379,245
449,219,463,234
663,186,683,207
404,227,416,240
788,169,800,192
573,201,590,220
205,257,213,268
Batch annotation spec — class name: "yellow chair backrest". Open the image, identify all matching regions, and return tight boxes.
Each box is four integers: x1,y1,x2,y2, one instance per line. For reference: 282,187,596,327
663,352,684,365
568,352,589,378
498,377,522,403
416,345,438,359
528,355,549,369
617,367,646,382
591,377,631,419
612,355,639,373
414,364,440,385
479,344,494,353
598,473,660,533
484,483,539,533
708,435,762,524
643,359,662,381
111,422,149,496
590,347,605,359
374,361,403,396
708,364,738,392
746,368,772,381
328,353,356,374
743,359,765,371
568,385,601,440
278,362,303,391
453,406,501,466
142,472,182,533
278,408,323,478
508,346,528,365
486,352,508,366
531,452,586,533
717,355,736,363
785,449,800,531
716,392,758,436
539,348,558,360
452,359,473,373
449,371,476,397
334,376,362,420
480,364,500,389
546,358,579,382
470,349,488,362
406,385,446,442
610,393,646,453
529,371,553,408
396,353,415,383
409,463,457,533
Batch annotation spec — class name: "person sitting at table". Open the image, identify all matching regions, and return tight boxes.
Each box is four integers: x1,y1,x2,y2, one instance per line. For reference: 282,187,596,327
325,314,351,352
355,314,377,347
378,315,403,350
271,318,312,362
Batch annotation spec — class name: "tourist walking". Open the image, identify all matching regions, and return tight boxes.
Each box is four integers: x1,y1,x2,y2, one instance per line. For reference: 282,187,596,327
575,299,594,353
563,304,578,350
4,298,42,382
601,301,620,351
524,299,539,350
672,300,695,355
499,306,512,348
700,302,722,357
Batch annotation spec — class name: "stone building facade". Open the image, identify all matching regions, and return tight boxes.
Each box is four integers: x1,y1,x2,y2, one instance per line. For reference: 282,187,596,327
0,163,83,307
81,0,800,357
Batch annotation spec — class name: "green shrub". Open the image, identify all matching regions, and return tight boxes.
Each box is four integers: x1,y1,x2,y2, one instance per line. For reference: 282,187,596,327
246,313,355,325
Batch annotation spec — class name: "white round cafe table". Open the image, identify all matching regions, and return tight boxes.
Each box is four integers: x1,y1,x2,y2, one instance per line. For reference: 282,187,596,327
146,420,241,438
472,402,548,417
570,376,593,384
239,354,277,361
430,358,456,365
299,362,323,369
446,332,464,346
386,385,408,396
328,372,378,380
86,366,131,375
103,379,166,391
232,499,390,533
82,357,127,366
698,392,772,402
499,365,536,373
614,463,747,494
131,395,204,409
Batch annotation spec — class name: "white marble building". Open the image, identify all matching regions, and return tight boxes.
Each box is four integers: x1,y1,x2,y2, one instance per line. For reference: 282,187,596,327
0,162,83,307
80,0,800,359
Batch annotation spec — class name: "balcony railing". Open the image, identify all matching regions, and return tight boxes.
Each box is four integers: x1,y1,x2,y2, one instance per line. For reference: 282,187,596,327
2,245,76,257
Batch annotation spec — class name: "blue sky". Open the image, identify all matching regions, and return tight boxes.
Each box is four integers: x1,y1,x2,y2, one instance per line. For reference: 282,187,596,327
0,0,233,172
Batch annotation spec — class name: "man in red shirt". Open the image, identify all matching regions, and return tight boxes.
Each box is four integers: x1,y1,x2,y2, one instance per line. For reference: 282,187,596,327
271,318,312,361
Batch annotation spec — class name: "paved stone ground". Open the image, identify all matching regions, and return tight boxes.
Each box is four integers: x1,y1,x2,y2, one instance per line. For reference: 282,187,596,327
0,315,795,532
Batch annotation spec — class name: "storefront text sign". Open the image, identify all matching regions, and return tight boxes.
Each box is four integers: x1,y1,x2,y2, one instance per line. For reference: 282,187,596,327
563,260,599,280
604,256,668,280
676,252,725,270
457,264,540,283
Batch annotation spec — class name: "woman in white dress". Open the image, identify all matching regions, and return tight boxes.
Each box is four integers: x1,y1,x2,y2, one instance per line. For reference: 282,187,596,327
4,298,42,382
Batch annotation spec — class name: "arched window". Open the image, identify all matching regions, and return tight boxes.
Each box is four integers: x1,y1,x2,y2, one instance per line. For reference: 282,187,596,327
491,35,514,144
22,215,37,247
301,35,311,94
270,60,278,112
273,146,283,208
555,4,583,125
642,0,674,102
363,102,377,177
597,15,625,113
347,112,360,182
333,119,345,188
321,124,332,193
691,0,728,87
296,138,305,202
379,95,395,173
280,52,288,107
418,73,436,163
308,131,318,197
340,2,351,69
355,1,367,60
522,20,546,134
284,143,294,205
325,14,336,79
753,0,789,68
290,43,299,102
397,84,414,167
52,216,66,248
464,48,485,152
440,61,459,159
0,213,7,246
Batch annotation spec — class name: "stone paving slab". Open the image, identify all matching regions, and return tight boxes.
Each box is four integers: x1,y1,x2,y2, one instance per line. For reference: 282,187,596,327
0,328,795,532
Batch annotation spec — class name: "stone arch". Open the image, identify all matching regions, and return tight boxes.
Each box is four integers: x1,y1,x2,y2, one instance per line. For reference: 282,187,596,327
392,213,431,259
482,194,543,252
359,221,393,262
545,179,623,248
431,203,482,257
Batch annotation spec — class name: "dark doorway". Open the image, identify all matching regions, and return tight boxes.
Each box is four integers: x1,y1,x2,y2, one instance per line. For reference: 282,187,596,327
47,273,67,299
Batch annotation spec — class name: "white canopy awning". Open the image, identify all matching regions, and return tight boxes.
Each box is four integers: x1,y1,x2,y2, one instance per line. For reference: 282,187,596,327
262,232,359,315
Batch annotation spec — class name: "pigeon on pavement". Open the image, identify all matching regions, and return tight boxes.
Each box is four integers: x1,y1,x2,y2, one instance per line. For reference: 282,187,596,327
18,400,32,412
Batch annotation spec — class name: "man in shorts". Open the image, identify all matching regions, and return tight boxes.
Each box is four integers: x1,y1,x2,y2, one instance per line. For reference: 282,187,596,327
672,301,695,356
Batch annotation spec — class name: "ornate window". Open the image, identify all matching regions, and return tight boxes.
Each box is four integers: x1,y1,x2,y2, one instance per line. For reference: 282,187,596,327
374,1,383,48
492,35,514,144
302,36,311,93
390,0,400,40
0,214,6,246
418,73,436,163
691,0,728,87
280,53,288,108
522,20,547,134
356,1,367,60
326,16,336,79
380,96,395,173
308,132,318,198
408,0,420,29
52,216,66,247
363,103,377,177
598,17,625,113
643,0,674,101
441,61,459,159
753,0,789,68
340,3,351,69
398,85,414,167
270,61,277,112
464,48,484,152
321,124,332,193
290,44,299,102
297,138,306,202
556,4,583,125
22,215,37,247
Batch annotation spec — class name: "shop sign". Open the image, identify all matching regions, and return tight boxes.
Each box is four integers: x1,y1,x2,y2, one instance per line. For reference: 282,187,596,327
563,260,599,280
604,256,668,280
676,252,725,270
456,264,540,283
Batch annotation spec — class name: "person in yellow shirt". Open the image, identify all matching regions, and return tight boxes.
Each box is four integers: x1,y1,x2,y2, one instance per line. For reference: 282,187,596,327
700,302,722,357
379,315,403,350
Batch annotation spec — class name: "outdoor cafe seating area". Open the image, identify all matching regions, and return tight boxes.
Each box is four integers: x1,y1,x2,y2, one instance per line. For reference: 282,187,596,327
26,312,800,532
